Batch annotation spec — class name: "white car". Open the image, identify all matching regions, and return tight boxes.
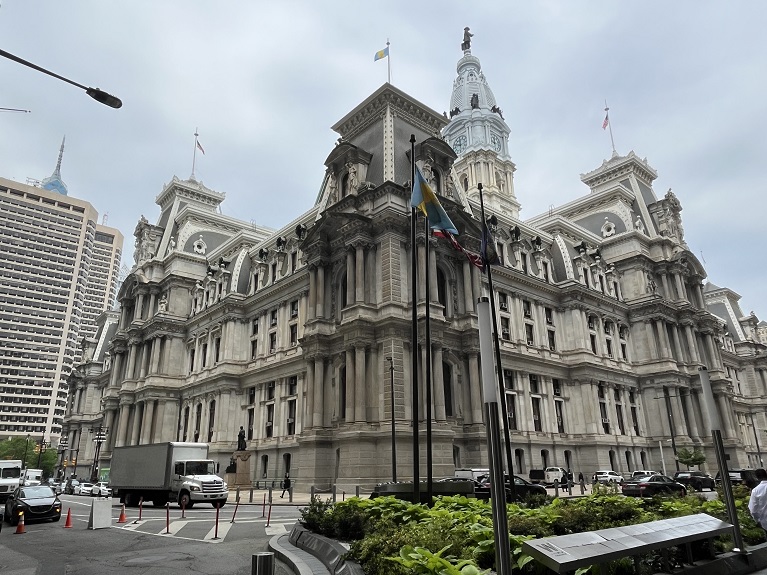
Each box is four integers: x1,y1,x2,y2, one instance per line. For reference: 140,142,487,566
91,482,111,497
73,482,94,496
593,470,625,484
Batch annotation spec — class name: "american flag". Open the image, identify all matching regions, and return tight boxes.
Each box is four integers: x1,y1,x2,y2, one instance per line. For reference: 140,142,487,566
433,230,484,270
602,113,609,130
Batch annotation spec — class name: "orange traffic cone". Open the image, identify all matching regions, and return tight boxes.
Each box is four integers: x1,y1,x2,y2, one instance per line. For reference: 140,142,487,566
14,511,26,534
117,503,127,524
64,508,73,528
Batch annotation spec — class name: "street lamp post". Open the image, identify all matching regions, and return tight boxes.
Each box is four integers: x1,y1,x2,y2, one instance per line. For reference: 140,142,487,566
90,426,108,483
659,440,667,476
22,433,31,470
0,48,122,108
57,436,69,481
386,356,397,482
36,438,50,468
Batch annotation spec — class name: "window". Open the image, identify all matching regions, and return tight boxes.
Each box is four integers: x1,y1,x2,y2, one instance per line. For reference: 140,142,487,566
506,393,517,430
616,404,625,435
251,340,258,359
290,252,297,274
290,300,299,318
542,261,550,282
248,386,256,404
252,318,259,335
271,262,278,283
499,292,508,311
265,404,274,437
590,334,597,354
269,332,277,354
189,348,195,373
544,307,553,325
523,300,532,318
606,339,613,358
547,330,556,351
631,406,640,435
214,337,221,363
600,402,610,434
201,343,208,368
529,374,539,394
443,362,453,417
552,379,561,397
208,400,216,442
503,369,514,390
270,310,278,326
288,376,298,396
497,243,505,265
247,408,254,440
501,317,510,340
267,381,275,400
555,400,565,433
621,342,628,360
520,252,528,274
531,397,542,432
525,324,534,345
290,324,298,346
287,399,296,435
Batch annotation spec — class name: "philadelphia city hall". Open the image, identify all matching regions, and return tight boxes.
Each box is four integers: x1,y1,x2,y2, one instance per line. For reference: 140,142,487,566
63,32,767,490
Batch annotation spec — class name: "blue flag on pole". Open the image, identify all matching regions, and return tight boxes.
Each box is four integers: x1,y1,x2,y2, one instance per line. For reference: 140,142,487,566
411,165,458,235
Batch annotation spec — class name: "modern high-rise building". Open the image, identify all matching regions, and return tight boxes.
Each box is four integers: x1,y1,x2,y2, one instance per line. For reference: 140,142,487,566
0,142,123,442
64,34,766,490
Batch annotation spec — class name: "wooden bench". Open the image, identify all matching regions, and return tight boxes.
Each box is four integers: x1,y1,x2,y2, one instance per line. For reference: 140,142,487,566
522,513,733,574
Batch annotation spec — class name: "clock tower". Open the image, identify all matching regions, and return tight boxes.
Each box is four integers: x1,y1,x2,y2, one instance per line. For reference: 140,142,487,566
442,30,520,219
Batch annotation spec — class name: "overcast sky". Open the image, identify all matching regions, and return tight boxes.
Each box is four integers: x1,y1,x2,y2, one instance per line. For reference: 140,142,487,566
1,2,764,318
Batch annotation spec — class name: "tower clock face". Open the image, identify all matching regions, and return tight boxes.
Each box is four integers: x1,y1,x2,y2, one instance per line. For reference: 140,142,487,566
452,135,467,155
491,134,502,152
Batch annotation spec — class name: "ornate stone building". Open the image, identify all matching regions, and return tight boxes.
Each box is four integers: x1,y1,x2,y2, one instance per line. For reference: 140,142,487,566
62,36,767,489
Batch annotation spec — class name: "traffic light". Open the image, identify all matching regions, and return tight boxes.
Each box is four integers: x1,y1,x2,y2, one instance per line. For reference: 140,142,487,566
71,458,76,466
63,459,68,467
34,444,40,454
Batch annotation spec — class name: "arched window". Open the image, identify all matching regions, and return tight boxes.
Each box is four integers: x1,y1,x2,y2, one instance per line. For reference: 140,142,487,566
541,449,550,468
432,170,442,195
182,406,190,441
194,403,202,442
283,453,291,476
341,274,348,309
625,450,633,472
609,449,617,470
640,451,648,468
514,448,526,474
462,177,469,192
261,454,269,478
443,362,453,417
453,446,461,468
341,173,350,197
436,268,447,310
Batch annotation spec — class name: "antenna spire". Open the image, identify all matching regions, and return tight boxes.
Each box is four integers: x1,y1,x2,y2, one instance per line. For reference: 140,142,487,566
603,100,617,156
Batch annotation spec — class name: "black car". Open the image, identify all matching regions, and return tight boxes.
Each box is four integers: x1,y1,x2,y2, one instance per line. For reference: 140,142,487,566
621,474,687,498
673,471,715,491
476,474,547,502
4,485,62,525
714,469,759,489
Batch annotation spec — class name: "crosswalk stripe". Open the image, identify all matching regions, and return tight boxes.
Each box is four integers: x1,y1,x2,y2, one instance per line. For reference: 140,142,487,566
203,521,232,541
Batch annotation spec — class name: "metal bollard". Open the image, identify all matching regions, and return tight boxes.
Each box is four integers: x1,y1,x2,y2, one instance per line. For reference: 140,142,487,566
252,552,275,575
332,484,337,503
310,485,316,500
567,480,573,496
268,486,273,503
236,486,240,502
249,487,254,503
355,485,360,498
289,486,293,503
554,480,559,497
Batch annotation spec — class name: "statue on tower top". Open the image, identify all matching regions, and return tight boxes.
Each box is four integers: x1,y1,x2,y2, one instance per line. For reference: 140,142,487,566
462,27,473,51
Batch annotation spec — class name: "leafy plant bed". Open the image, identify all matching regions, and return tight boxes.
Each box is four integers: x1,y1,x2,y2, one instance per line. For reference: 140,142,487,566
299,484,765,575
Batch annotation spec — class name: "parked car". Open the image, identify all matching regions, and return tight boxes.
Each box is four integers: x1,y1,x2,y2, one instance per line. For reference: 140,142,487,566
4,485,61,525
64,478,80,495
715,469,759,489
593,470,625,484
673,471,715,491
73,482,94,496
91,482,112,497
544,467,573,486
621,474,687,498
476,474,548,502
631,470,660,479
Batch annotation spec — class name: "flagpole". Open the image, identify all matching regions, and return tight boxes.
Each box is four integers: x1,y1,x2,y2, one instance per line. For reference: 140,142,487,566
605,100,616,155
191,127,199,179
424,216,433,503
410,134,420,504
386,39,391,84
477,183,517,500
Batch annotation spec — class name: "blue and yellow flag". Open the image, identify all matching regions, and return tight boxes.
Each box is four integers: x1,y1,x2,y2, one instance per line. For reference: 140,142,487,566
411,165,458,234
374,46,389,61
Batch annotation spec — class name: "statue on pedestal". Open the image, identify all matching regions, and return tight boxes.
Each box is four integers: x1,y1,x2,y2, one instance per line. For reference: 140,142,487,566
237,426,246,451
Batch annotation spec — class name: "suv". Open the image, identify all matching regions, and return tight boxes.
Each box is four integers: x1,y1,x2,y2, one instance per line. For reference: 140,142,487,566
593,470,625,484
673,471,715,491
631,470,660,479
714,469,759,489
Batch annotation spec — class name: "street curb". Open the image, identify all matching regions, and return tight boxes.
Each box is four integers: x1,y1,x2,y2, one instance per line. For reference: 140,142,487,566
269,533,317,575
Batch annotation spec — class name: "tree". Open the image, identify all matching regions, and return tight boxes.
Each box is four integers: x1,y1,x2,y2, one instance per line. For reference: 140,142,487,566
677,447,706,469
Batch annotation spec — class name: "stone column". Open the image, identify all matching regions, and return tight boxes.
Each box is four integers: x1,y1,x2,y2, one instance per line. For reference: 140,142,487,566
150,337,161,374
417,243,426,302
684,325,700,363
468,353,482,424
462,260,474,313
140,400,155,444
355,245,365,303
660,274,671,299
103,409,116,450
670,392,686,438
346,250,355,306
316,265,325,318
312,358,325,427
433,346,446,421
148,292,157,317
125,344,137,379
682,389,700,439
655,319,672,358
355,345,366,422
116,404,130,447
428,242,439,303
674,274,686,302
135,293,145,321
110,352,124,387
671,326,685,363
717,394,736,438
130,403,142,446
694,389,712,438
705,335,720,369
308,266,316,320
345,348,355,422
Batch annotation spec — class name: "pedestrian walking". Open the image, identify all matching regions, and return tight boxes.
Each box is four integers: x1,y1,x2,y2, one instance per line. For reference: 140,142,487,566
748,468,767,532
280,473,291,498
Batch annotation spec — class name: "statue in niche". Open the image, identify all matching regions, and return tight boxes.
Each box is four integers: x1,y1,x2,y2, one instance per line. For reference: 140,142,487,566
635,216,646,234
237,426,246,451
646,272,657,294
167,236,176,255
158,294,168,312
422,161,434,186
461,27,473,50
346,163,358,192
327,172,338,203
470,93,479,109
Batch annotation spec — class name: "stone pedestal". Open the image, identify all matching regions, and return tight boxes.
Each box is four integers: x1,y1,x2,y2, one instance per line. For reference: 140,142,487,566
234,451,252,486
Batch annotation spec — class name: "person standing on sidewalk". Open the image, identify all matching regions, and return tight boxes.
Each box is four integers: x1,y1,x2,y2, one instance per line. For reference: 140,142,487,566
748,468,767,532
280,473,291,499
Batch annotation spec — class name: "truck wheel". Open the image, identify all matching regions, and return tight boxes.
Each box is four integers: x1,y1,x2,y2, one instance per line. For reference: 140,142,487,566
152,497,167,508
178,493,194,509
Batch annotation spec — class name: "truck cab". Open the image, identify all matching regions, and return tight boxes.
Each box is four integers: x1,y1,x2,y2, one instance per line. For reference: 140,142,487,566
172,459,227,508
22,468,43,486
0,460,22,503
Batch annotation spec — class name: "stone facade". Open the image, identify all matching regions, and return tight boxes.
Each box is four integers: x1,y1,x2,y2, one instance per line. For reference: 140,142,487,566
62,40,767,491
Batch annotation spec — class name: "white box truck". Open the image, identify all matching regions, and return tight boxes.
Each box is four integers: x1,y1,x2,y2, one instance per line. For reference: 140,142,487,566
0,460,22,503
21,468,43,486
110,442,228,509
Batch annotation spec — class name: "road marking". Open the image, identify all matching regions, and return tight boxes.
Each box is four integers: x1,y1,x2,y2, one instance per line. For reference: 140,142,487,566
265,523,288,535
203,521,232,541
157,520,187,535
